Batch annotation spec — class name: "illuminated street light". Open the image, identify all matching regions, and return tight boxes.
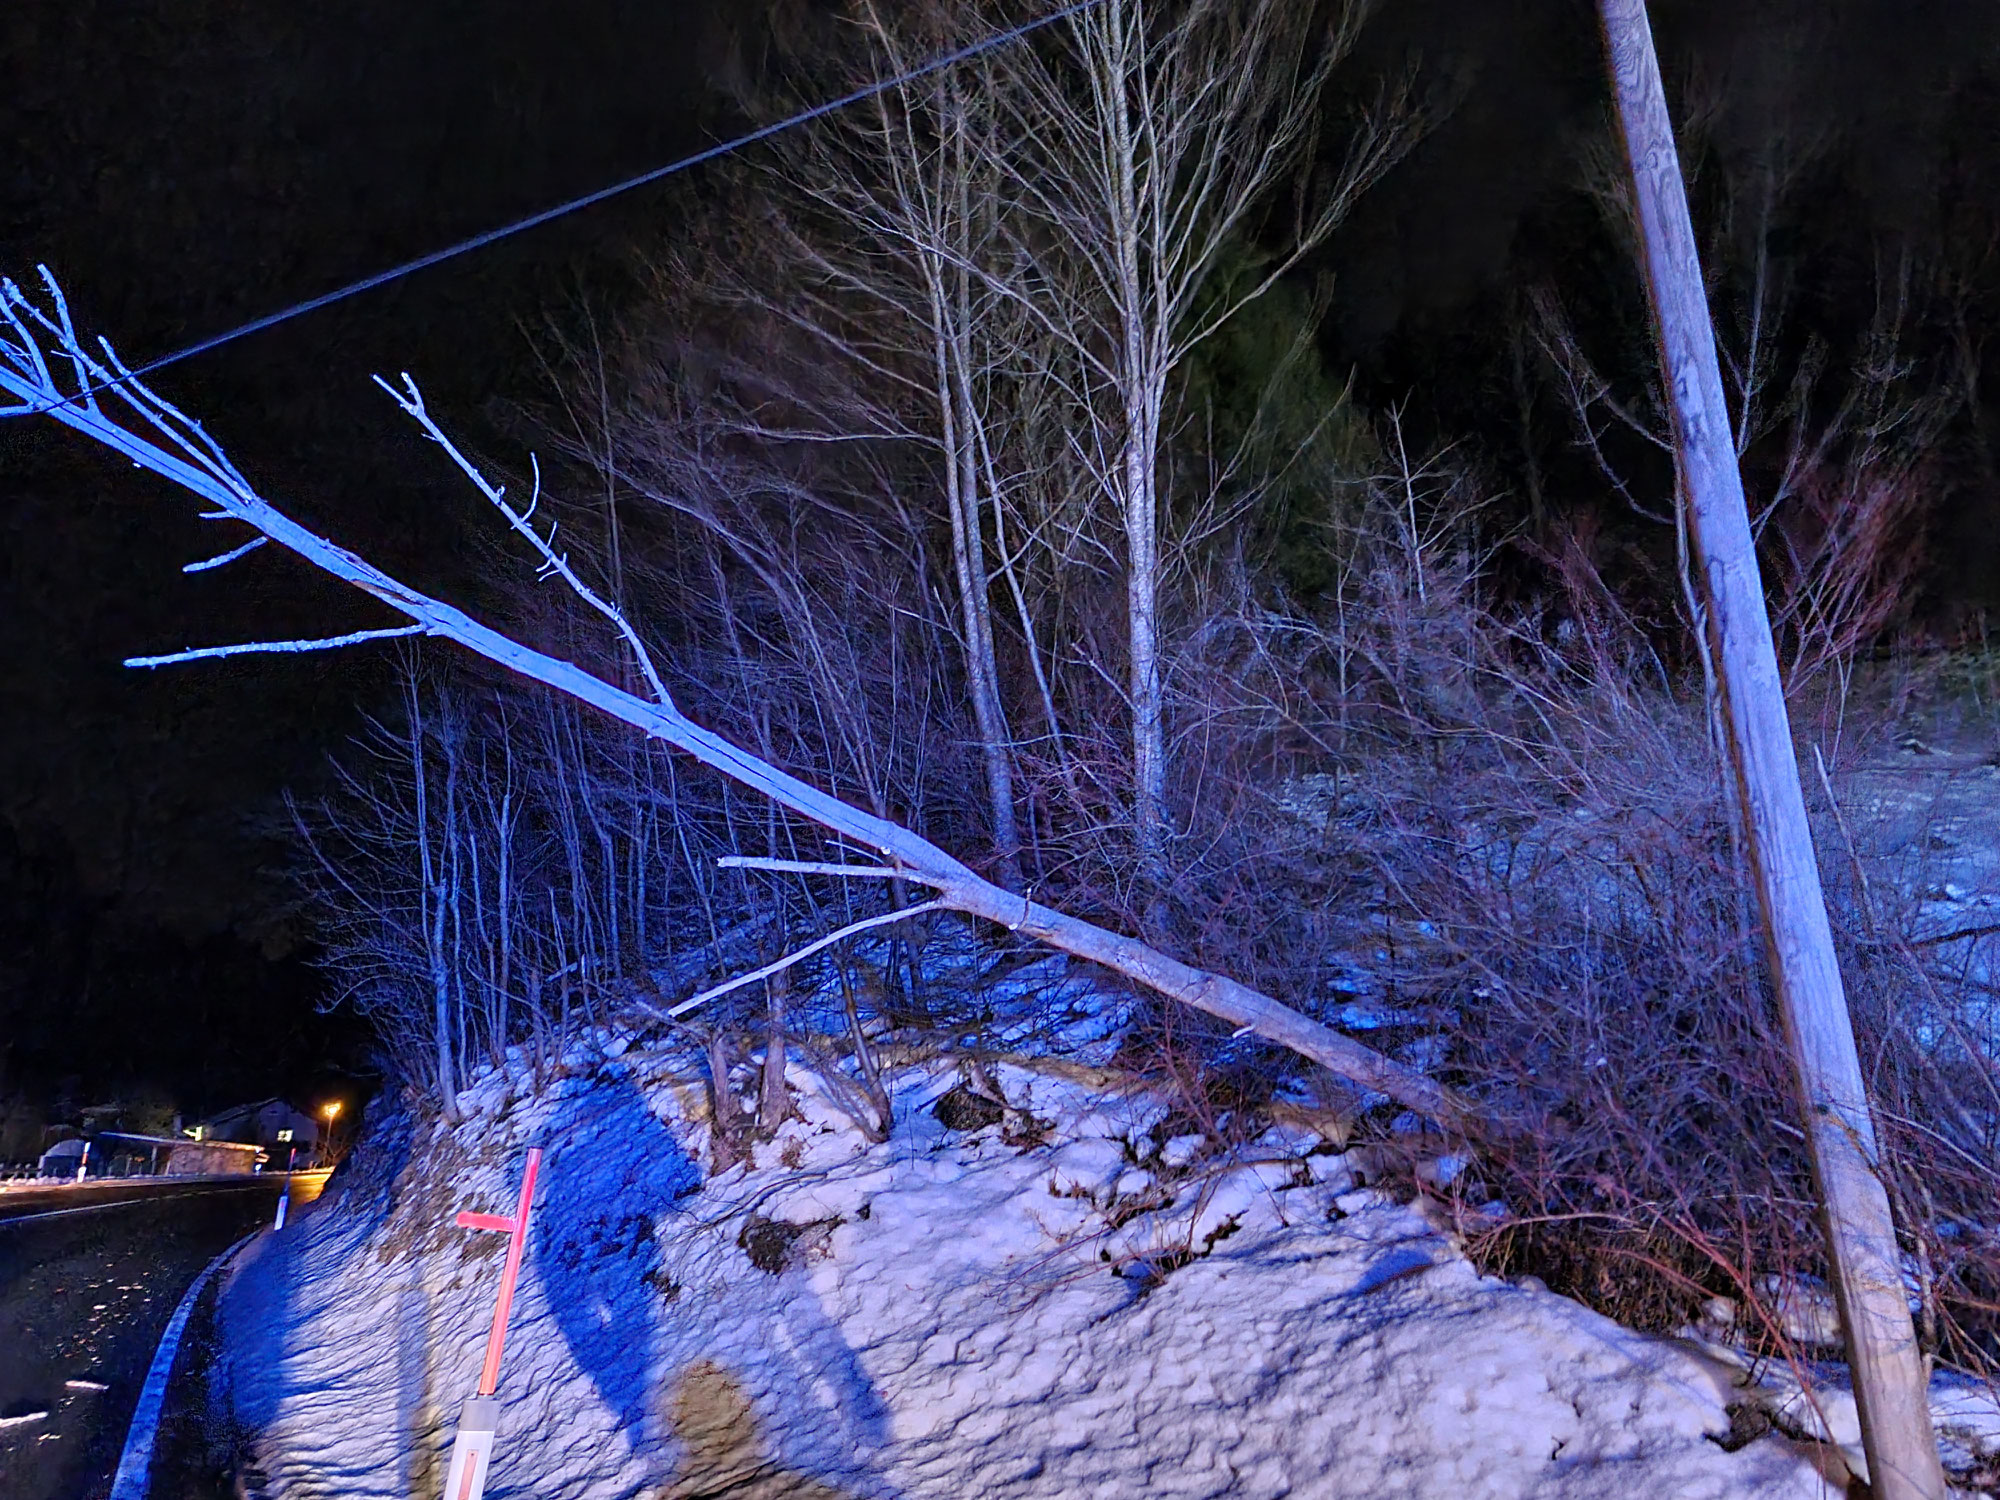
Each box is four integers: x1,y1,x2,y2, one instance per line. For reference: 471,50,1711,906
319,1100,344,1168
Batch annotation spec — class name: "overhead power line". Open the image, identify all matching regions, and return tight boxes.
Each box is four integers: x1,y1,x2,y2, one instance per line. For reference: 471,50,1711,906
31,0,1099,411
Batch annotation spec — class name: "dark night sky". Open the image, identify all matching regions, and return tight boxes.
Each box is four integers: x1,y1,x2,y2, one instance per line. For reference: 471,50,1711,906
1,0,1996,1112
1,0,728,1110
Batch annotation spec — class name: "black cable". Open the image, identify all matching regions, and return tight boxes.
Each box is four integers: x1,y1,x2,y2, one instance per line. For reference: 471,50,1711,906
28,0,1098,415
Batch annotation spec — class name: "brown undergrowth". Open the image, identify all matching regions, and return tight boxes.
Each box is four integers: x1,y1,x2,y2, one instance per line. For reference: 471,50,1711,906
1077,508,2000,1397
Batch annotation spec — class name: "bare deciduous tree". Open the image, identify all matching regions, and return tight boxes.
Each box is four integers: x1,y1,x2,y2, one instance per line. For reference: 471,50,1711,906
996,0,1412,879
291,657,744,1105
707,0,1415,892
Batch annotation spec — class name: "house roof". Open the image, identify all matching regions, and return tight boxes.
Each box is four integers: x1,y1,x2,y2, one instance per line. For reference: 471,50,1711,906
93,1131,261,1152
201,1097,308,1127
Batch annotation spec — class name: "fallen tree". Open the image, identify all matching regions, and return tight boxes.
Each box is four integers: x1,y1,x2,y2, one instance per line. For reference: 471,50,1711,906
0,270,1477,1135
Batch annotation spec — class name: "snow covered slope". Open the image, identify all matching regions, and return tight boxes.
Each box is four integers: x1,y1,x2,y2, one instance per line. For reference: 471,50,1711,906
215,1053,1840,1499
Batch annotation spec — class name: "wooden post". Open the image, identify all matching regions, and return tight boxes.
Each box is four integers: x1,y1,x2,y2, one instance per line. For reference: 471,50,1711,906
1595,4,1943,1495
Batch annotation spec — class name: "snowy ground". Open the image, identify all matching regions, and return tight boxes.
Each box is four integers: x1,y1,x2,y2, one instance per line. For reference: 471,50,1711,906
210,1042,1929,1500
1841,732,2000,1003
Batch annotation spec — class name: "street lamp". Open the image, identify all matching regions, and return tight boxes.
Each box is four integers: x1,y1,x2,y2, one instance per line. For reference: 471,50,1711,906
320,1100,343,1167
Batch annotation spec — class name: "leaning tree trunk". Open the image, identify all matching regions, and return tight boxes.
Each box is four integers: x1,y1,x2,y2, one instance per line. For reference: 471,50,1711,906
1598,4,1944,1495
0,274,1486,1140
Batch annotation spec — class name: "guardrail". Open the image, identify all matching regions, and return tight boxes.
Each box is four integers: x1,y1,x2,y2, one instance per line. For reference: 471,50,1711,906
0,1173,327,1224
0,1176,270,1200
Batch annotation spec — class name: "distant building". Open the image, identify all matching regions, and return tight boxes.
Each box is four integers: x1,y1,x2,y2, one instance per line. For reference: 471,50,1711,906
156,1138,263,1176
199,1098,325,1163
46,1132,265,1177
37,1137,87,1177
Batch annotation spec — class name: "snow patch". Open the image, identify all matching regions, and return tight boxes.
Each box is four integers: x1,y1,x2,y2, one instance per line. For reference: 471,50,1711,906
215,1057,1842,1499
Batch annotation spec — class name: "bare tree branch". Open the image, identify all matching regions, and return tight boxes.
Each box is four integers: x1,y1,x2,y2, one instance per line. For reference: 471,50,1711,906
374,374,676,710
182,535,269,573
654,899,946,1020
125,623,428,669
718,856,905,880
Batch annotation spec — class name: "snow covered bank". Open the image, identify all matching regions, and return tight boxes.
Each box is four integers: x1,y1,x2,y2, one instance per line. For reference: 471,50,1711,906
215,1052,1884,1498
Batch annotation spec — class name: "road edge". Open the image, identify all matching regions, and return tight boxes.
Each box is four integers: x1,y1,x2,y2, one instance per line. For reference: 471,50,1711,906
107,1227,263,1500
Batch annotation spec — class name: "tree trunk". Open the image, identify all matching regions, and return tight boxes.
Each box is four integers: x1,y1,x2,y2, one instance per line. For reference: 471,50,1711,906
1123,403,1167,884
930,263,1022,886
410,683,459,1116
1097,0,1170,885
834,949,891,1141
759,968,795,1134
704,1030,748,1173
1598,5,1943,1495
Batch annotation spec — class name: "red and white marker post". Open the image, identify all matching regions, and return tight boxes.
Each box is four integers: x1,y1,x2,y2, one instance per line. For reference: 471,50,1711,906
273,1147,297,1231
440,1146,542,1500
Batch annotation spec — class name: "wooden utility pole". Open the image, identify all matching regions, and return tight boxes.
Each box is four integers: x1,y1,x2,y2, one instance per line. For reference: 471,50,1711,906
1596,4,1944,1496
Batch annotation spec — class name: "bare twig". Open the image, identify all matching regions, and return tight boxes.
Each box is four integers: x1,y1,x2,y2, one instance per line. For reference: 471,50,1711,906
182,535,269,573
653,900,946,1020
717,856,906,880
125,623,428,669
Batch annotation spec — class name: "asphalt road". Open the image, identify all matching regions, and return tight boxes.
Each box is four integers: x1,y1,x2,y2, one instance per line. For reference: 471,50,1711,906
0,1186,278,1500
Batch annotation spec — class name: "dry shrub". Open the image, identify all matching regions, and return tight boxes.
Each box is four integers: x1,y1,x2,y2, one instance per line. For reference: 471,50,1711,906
1310,517,2000,1377
1026,450,2000,1380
